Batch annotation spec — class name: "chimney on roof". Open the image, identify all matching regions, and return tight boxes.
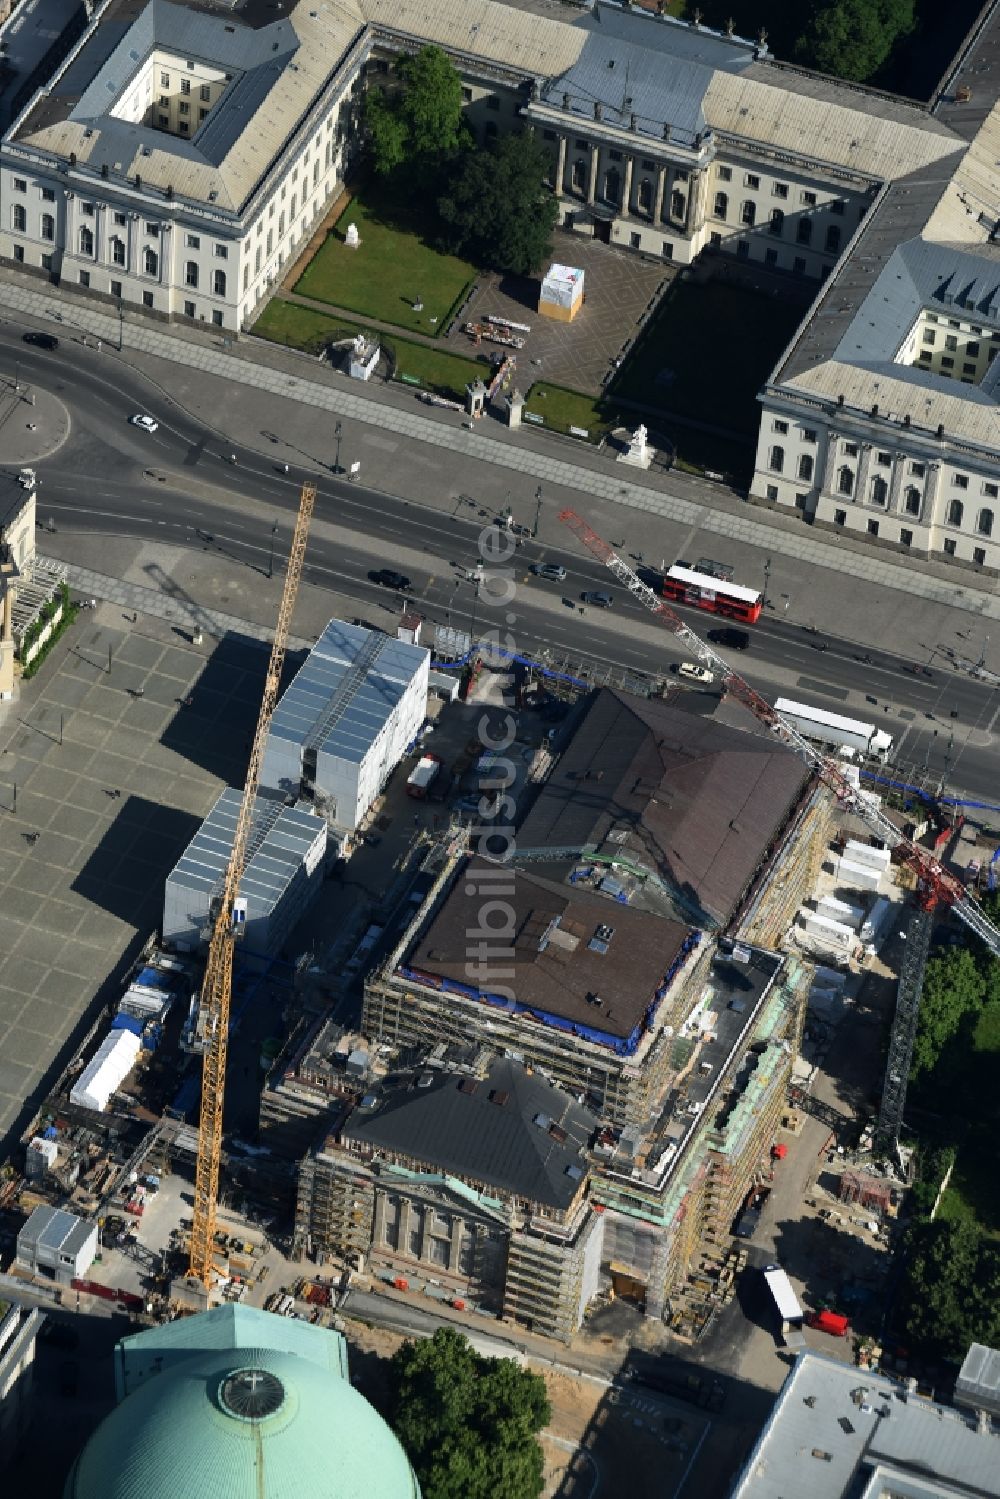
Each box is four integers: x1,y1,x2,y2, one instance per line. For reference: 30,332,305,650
871,403,878,416
937,423,945,439
837,393,845,407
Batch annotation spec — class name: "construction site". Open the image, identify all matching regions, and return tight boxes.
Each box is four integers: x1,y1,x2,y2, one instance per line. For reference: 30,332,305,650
0,497,996,1367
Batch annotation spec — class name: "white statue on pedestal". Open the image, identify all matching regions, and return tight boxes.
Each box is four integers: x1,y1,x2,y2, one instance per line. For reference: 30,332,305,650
345,223,360,249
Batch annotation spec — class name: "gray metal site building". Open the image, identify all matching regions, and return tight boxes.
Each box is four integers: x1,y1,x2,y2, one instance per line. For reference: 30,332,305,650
162,787,326,957
260,618,429,836
730,1349,1000,1499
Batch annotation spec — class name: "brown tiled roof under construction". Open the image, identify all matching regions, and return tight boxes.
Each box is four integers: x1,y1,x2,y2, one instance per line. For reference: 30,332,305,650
516,688,811,927
407,860,694,1040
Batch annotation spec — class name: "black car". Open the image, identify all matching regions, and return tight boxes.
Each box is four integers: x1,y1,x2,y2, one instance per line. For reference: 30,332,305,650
370,568,412,591
23,331,59,351
708,627,750,651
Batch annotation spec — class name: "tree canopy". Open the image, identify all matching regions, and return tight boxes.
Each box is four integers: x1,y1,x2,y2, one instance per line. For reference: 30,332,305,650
365,46,466,178
386,1327,550,1499
793,0,916,82
438,131,559,276
910,946,985,1078
900,1217,1000,1361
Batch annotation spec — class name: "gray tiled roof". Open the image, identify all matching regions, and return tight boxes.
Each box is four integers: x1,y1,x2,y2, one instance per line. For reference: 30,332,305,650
515,688,809,927
340,1057,597,1209
18,1203,95,1259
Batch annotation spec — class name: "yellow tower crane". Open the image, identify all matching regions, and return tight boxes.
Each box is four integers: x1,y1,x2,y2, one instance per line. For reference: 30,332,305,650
187,481,317,1289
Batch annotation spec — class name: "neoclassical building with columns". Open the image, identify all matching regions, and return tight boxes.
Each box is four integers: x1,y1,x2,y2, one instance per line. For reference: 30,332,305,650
1,0,998,568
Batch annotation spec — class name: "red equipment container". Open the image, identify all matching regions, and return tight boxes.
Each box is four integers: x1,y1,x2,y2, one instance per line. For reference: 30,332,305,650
807,1309,850,1337
771,1143,788,1161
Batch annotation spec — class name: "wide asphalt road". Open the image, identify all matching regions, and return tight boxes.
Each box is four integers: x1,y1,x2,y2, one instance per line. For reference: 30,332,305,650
7,330,999,806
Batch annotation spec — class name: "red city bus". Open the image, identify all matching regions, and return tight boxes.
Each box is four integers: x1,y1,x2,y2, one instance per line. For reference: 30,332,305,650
662,565,763,623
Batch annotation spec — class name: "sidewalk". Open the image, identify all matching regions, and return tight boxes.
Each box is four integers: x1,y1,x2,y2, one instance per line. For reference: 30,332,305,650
2,272,998,633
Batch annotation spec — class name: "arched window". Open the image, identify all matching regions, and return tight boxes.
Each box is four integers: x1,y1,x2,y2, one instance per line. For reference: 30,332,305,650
144,247,158,277
797,453,814,481
904,487,921,516
838,466,855,496
670,189,685,220
78,226,94,256
111,236,126,266
40,213,54,242
870,476,888,506
769,445,785,474
713,191,728,219
741,200,756,227
769,208,784,236
604,168,621,205
977,507,993,536
185,260,198,288
12,204,26,232
796,218,812,245
637,177,652,213
213,268,226,297
947,499,964,526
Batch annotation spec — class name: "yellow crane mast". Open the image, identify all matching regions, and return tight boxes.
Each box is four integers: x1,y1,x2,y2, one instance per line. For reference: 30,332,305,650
188,482,317,1288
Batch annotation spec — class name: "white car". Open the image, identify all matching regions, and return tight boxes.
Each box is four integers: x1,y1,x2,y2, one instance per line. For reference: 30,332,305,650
678,662,715,685
130,414,159,433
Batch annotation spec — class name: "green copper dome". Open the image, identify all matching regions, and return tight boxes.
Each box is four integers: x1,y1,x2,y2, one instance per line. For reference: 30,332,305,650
64,1307,419,1499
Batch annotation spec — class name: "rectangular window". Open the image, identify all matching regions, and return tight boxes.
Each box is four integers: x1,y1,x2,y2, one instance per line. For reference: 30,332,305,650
764,248,778,266
844,442,859,457
186,233,200,249
181,78,191,95
766,484,778,501
710,231,722,247
718,166,732,182
773,182,788,199
42,188,55,202
793,257,806,274
954,474,969,488
675,169,688,183
212,310,224,327
803,428,817,443
113,210,126,225
974,546,987,565
199,108,208,121
630,231,641,248
13,244,23,262
158,114,168,128
78,270,90,287
772,420,788,434
984,482,999,498
831,200,845,215
215,243,228,259
160,71,170,86
13,177,26,192
662,241,673,259
82,201,94,217
918,350,933,362
111,280,122,298
461,87,472,103
745,173,760,189
876,451,891,467
910,462,925,477
900,529,912,547
143,290,154,307
737,240,749,258
867,519,879,536
801,190,817,206
834,509,847,526
945,334,958,352
967,341,980,357
963,363,977,375
179,121,189,133
922,329,936,345
200,84,211,102
944,537,956,555
159,94,169,106
179,101,190,116
486,94,500,111
184,300,196,318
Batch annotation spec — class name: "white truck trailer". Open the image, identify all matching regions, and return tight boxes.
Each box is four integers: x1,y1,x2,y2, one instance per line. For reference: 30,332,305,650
774,698,893,761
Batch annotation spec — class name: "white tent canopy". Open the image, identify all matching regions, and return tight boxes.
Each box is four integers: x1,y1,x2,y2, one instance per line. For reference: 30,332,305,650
70,1028,142,1112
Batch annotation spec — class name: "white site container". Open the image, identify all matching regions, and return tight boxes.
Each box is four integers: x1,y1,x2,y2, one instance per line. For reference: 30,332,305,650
844,839,891,872
838,857,882,892
802,912,855,949
70,1028,141,1112
817,895,865,931
861,896,894,947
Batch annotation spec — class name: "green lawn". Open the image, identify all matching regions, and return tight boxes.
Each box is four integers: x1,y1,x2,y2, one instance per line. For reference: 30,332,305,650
523,383,612,440
252,297,483,400
293,190,476,336
253,299,362,353
610,277,810,437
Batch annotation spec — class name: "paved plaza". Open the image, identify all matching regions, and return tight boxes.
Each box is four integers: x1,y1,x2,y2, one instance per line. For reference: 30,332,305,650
452,232,669,394
0,606,278,1148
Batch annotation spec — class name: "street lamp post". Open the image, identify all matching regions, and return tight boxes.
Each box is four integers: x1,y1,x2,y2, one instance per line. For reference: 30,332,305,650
268,522,278,580
533,486,543,539
976,634,989,672
334,421,343,475
763,556,771,610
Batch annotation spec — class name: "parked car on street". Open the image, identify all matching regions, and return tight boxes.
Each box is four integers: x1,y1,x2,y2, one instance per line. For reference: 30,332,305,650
531,562,567,582
581,591,613,608
370,568,412,591
678,662,714,685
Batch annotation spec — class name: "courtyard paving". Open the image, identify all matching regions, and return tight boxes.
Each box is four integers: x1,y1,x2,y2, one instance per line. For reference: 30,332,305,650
449,231,670,395
0,607,274,1149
